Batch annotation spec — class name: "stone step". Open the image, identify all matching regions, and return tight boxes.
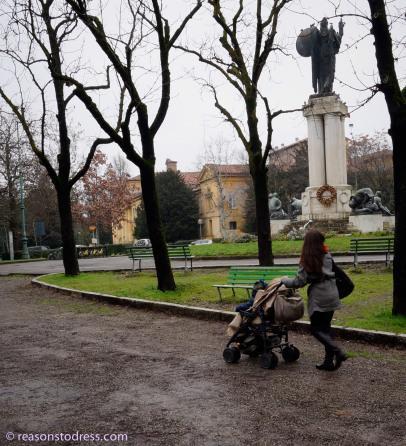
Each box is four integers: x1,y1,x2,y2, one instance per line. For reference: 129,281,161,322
280,219,351,235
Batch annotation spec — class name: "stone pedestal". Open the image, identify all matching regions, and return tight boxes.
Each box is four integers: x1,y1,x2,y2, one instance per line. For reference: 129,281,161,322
301,94,352,220
270,219,291,235
349,214,395,233
300,185,352,220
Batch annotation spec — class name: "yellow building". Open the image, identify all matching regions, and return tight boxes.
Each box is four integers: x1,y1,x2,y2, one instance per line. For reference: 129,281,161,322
197,164,250,239
112,177,142,244
112,160,251,244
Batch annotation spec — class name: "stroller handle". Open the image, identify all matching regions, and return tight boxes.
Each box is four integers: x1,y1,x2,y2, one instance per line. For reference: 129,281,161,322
269,280,283,291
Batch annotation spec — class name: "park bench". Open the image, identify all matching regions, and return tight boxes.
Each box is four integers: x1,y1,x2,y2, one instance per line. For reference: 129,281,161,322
127,244,194,271
350,237,394,267
212,266,297,301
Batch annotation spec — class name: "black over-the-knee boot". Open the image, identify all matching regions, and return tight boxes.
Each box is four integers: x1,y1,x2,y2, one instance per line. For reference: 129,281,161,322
312,330,347,370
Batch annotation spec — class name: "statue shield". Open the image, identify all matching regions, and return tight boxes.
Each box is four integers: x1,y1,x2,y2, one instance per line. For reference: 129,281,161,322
296,27,317,57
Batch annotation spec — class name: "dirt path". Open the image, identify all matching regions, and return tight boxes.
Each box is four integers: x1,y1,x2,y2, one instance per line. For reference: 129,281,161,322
1,277,405,446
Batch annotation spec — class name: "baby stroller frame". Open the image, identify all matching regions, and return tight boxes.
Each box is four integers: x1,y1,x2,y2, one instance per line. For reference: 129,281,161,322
223,282,301,369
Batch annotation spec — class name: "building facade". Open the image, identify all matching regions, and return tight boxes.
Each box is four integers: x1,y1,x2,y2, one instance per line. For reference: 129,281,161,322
112,160,250,244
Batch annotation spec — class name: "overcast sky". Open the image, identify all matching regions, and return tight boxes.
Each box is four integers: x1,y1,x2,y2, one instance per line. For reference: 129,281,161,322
128,0,404,175
1,0,405,176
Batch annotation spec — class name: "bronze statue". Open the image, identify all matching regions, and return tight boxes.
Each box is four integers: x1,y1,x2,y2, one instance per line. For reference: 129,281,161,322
290,197,302,220
349,188,392,215
296,18,344,94
268,192,288,220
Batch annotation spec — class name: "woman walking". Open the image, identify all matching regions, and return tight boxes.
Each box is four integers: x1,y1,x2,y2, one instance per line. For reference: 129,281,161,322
281,229,348,371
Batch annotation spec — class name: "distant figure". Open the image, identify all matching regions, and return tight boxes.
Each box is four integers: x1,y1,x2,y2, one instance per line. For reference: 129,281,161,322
268,193,287,219
296,17,344,94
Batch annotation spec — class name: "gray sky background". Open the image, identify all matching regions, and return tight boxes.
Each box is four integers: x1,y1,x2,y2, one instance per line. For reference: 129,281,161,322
129,0,405,174
1,0,405,176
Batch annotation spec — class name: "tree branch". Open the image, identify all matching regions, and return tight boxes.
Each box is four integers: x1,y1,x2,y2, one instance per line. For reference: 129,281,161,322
69,137,111,187
0,86,59,186
208,84,248,149
65,65,112,106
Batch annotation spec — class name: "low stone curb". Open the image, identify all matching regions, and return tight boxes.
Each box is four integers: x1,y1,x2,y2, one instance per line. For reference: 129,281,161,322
32,276,406,349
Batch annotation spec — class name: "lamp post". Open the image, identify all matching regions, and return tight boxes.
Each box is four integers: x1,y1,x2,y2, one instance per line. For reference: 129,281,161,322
19,174,30,259
197,218,203,239
349,123,357,190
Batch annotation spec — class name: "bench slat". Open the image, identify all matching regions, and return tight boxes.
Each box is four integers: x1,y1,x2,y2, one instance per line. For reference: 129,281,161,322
213,266,297,301
350,237,393,266
127,245,193,271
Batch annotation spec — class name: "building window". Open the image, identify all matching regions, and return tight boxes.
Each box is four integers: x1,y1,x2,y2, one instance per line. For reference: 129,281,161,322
228,194,237,209
229,221,237,230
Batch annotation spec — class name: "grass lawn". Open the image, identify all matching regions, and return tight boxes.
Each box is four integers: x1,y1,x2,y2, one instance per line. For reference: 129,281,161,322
190,233,391,257
40,266,405,334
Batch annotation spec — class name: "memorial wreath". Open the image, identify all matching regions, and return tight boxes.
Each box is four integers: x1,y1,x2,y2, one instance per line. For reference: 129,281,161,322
316,185,337,207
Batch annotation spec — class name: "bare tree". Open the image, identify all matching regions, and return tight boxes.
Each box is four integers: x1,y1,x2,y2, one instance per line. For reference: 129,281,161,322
63,0,202,290
0,0,111,275
178,0,301,265
0,112,35,244
347,132,394,209
365,0,406,315
112,154,130,178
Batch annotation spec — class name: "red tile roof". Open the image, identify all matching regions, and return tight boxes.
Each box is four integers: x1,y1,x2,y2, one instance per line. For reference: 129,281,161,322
181,171,200,188
205,164,250,175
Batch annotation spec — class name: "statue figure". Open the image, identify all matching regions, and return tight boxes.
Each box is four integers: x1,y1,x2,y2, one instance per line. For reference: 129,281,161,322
349,188,392,215
290,197,302,220
373,191,392,216
268,192,288,220
296,18,344,94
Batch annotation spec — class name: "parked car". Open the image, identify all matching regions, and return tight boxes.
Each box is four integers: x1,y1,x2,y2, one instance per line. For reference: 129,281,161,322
27,245,50,258
190,239,213,245
28,245,50,253
133,238,152,248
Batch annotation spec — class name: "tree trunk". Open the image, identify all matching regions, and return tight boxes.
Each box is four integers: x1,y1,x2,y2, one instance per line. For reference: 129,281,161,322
57,187,79,275
139,163,176,291
246,89,273,266
251,161,273,266
392,124,406,315
368,0,406,315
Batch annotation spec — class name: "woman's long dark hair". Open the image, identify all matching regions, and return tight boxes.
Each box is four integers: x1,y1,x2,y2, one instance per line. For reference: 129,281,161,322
300,229,326,274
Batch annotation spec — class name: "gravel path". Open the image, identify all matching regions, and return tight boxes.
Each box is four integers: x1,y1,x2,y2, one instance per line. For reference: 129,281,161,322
1,277,405,446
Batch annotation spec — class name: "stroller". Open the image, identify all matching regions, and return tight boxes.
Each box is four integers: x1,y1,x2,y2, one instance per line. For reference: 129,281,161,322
223,280,304,370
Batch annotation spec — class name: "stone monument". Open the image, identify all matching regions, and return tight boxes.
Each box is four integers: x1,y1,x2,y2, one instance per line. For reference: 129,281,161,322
296,18,352,221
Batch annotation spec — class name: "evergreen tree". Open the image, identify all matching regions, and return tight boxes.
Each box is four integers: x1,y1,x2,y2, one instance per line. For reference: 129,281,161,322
135,171,199,242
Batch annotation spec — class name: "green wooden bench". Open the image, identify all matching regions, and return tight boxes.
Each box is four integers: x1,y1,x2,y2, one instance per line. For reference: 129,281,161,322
350,237,394,267
212,266,297,301
127,244,194,271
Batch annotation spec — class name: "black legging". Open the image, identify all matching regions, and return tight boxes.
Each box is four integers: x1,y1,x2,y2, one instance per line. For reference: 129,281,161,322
310,310,340,356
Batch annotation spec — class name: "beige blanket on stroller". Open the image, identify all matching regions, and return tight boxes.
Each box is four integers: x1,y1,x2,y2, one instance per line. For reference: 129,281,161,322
227,279,304,337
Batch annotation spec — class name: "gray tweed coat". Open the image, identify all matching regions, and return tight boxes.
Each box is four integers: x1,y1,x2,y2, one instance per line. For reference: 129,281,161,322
281,252,341,317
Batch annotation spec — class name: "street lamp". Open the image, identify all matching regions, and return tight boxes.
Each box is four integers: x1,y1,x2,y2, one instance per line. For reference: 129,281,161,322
19,174,30,259
197,218,203,239
349,123,357,190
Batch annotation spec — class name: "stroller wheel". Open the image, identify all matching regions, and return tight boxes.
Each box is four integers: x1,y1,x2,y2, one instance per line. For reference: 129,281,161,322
223,347,241,364
260,352,278,369
282,345,300,362
244,344,260,357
